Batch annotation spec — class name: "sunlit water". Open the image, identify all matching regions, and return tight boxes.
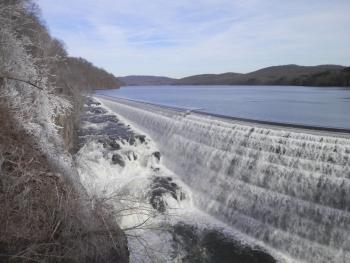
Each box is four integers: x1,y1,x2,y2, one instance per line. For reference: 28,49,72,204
96,85,350,129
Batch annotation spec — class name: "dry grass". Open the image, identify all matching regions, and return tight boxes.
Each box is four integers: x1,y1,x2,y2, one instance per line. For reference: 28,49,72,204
0,106,129,263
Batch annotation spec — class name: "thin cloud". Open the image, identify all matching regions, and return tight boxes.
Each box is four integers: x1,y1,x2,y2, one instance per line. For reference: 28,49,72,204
37,0,350,77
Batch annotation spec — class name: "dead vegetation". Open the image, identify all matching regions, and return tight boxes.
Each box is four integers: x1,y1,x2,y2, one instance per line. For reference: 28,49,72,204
0,108,129,262
0,1,129,261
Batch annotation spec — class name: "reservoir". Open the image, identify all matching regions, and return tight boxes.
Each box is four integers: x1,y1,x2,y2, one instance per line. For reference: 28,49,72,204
96,85,350,129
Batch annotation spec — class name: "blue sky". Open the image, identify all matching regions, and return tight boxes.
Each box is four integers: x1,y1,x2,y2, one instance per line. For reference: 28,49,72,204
37,0,350,78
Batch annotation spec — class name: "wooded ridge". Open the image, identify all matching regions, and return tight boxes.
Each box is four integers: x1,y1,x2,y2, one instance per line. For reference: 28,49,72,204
120,65,350,87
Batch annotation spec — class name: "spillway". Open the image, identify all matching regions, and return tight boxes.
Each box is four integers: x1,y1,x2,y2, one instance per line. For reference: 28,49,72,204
97,95,350,263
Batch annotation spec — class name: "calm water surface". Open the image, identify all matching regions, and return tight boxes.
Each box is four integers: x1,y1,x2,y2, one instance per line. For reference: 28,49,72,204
96,85,350,129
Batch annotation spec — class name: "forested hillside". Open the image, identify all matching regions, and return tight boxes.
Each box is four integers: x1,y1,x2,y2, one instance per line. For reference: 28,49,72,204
58,57,124,91
175,65,350,86
0,1,128,262
121,65,350,87
119,75,176,86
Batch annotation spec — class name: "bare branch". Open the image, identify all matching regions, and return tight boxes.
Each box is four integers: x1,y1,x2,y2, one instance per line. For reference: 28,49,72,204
123,217,151,232
0,75,43,90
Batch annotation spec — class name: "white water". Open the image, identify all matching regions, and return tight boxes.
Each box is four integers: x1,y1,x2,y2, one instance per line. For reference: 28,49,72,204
76,109,189,262
96,95,350,263
76,100,282,262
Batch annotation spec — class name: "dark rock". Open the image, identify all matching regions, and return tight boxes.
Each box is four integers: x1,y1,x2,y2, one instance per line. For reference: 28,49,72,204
149,176,183,213
112,154,125,167
82,114,119,124
128,136,136,145
201,230,275,263
180,192,186,201
150,194,167,213
125,151,137,161
79,103,136,142
135,135,146,143
99,138,121,150
171,223,276,263
88,107,107,114
109,141,121,150
152,151,161,161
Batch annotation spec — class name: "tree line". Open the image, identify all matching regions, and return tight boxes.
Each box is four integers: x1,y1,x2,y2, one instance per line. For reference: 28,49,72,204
0,0,124,149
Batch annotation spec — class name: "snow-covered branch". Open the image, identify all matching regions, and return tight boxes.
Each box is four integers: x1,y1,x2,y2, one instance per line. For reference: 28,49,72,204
0,74,43,90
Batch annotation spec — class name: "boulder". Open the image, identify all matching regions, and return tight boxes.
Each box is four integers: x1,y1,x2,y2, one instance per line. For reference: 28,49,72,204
152,151,161,161
112,153,125,167
135,135,146,143
100,138,121,150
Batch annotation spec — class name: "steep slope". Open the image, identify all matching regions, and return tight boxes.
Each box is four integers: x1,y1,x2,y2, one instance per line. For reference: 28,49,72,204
0,1,129,262
59,57,125,90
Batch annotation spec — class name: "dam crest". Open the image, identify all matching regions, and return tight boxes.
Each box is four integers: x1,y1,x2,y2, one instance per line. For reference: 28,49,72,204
97,95,350,263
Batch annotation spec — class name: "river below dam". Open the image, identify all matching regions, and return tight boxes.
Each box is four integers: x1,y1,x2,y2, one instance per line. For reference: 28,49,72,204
76,95,350,263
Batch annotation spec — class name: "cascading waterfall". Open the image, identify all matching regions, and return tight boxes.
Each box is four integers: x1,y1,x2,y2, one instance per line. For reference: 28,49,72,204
97,95,350,263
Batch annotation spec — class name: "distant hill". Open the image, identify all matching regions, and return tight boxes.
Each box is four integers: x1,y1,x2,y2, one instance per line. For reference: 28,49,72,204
120,75,176,86
121,65,350,87
175,72,243,85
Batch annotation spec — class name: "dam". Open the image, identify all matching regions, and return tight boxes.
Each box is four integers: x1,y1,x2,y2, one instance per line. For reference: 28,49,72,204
95,95,350,263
